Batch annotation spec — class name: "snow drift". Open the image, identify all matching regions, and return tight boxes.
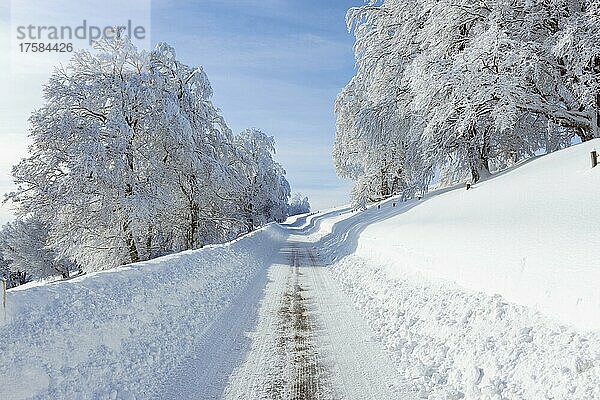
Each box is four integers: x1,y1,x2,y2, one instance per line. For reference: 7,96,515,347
0,225,286,400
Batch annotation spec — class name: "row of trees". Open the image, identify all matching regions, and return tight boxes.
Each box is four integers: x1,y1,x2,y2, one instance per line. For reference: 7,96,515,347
1,38,308,283
287,193,311,216
334,0,600,207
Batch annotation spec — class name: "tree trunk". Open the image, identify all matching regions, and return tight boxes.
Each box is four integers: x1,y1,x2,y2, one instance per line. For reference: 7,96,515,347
469,126,491,183
470,160,490,183
188,202,200,250
145,225,153,259
573,95,599,142
593,92,600,140
123,222,140,263
380,168,390,198
246,202,254,233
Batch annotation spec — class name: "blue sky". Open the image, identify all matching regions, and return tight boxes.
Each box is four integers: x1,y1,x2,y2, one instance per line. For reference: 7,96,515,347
150,0,358,209
0,0,358,223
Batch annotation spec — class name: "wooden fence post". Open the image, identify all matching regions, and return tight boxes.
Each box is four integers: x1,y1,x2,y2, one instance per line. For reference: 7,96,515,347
591,150,598,168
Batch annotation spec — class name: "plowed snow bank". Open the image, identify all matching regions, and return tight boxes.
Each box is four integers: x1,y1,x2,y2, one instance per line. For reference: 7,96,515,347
0,225,285,400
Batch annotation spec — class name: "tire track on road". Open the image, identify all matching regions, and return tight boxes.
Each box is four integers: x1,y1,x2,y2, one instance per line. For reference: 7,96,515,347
224,238,417,400
284,246,331,400
225,244,333,400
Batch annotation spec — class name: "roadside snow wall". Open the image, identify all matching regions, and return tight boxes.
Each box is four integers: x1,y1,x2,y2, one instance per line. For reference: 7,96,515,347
0,224,285,400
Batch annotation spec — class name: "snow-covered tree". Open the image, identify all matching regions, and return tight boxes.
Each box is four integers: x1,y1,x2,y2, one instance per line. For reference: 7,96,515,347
7,38,293,273
552,0,600,141
336,0,599,204
234,128,291,229
8,37,161,270
0,240,30,288
287,193,311,216
0,217,74,279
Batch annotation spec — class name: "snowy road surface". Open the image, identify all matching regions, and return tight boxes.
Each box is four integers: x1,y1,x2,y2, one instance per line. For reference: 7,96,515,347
157,221,418,399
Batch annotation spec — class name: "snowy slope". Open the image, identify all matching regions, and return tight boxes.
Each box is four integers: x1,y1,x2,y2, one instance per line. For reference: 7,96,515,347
357,139,600,330
0,225,286,400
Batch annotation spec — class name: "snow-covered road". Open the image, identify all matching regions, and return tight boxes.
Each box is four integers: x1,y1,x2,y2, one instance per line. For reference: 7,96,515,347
156,221,418,400
4,142,600,400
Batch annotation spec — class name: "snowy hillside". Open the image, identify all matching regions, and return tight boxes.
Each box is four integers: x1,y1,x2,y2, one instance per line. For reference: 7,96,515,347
350,139,600,331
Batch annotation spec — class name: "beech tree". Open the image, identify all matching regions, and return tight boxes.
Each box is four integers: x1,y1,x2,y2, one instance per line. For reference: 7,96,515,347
7,37,292,274
335,0,600,204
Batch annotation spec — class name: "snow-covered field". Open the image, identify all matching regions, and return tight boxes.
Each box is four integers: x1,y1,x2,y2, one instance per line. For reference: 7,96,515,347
1,141,599,400
349,139,600,331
